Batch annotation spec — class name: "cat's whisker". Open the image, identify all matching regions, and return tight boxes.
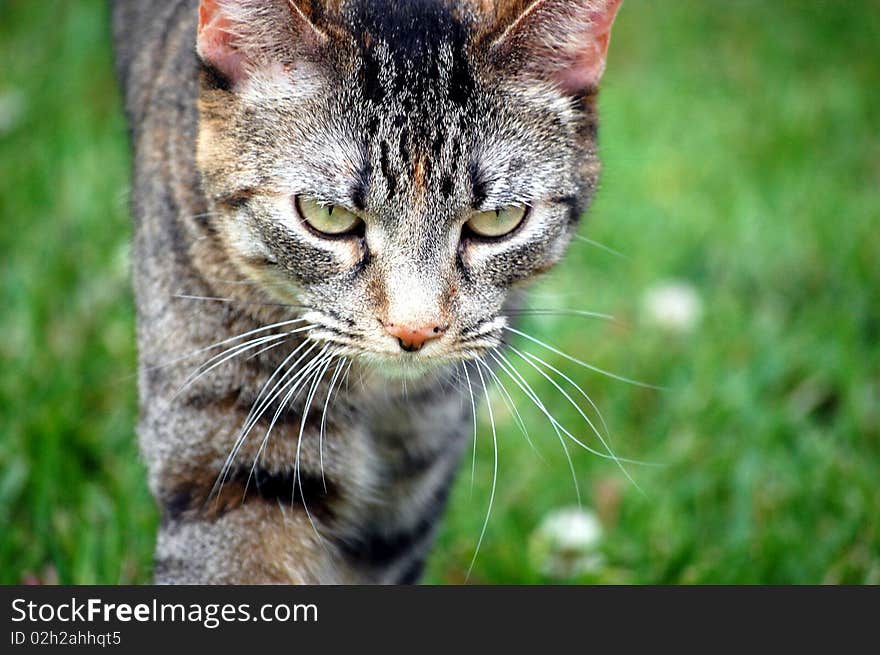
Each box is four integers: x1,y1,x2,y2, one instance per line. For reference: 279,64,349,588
467,359,498,581
556,431,580,507
571,233,629,260
428,365,461,397
294,354,337,547
172,293,307,310
245,338,290,362
352,361,369,392
460,362,478,495
509,346,643,494
490,348,638,465
504,326,662,390
214,340,318,497
502,309,615,322
238,340,318,437
144,318,309,374
319,358,348,493
199,276,293,288
240,345,332,500
420,364,456,396
341,358,354,393
172,331,296,403
235,341,322,458
178,321,315,391
242,354,328,494
490,351,581,507
515,346,613,449
479,357,543,461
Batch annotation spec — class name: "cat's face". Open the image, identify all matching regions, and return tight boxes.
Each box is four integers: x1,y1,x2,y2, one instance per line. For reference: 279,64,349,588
195,0,620,374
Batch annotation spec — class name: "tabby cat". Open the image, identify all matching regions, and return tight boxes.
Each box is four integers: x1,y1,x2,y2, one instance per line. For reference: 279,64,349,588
112,0,622,584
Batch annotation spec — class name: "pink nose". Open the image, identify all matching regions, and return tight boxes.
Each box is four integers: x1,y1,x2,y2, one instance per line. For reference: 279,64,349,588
385,322,447,352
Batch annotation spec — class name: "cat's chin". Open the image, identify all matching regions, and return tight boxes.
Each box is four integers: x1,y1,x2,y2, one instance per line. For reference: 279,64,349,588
353,355,463,398
360,353,458,383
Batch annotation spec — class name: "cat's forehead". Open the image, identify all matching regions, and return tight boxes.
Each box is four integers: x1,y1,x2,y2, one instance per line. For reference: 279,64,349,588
330,1,488,214
238,0,578,216
343,0,479,116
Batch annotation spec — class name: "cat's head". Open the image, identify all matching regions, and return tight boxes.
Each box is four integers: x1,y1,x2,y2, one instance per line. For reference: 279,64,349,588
194,0,621,374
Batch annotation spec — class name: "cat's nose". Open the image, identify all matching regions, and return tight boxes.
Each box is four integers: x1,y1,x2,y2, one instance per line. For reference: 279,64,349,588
384,322,447,352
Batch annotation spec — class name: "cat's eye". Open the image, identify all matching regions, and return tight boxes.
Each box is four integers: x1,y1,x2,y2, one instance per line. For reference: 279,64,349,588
465,206,528,239
295,195,363,237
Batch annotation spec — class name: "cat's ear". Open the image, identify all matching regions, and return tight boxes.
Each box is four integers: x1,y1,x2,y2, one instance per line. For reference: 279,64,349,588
196,0,327,87
485,0,623,95
197,0,247,85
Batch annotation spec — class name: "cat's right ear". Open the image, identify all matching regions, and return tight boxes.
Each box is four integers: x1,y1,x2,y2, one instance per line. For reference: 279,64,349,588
196,0,327,89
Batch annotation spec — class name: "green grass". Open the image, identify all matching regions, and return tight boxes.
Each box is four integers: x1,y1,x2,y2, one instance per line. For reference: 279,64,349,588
1,0,878,584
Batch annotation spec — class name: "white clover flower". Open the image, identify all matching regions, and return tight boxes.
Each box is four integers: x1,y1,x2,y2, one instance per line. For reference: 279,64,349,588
529,507,605,579
0,89,26,135
642,279,703,333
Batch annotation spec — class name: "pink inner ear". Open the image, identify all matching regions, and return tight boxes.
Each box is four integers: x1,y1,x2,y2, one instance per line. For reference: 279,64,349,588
499,0,622,95
197,0,248,85
555,0,621,94
555,29,613,95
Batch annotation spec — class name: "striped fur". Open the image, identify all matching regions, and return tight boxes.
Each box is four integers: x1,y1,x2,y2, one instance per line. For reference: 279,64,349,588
112,0,620,584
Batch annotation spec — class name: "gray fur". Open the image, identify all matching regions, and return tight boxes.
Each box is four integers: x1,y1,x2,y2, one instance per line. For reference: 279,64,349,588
113,0,616,584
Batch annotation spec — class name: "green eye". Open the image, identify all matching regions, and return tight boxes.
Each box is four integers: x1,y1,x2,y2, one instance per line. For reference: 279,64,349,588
295,195,362,236
466,206,528,239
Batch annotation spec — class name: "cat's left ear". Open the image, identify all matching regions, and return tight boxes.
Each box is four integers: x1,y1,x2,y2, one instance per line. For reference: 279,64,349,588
485,0,623,96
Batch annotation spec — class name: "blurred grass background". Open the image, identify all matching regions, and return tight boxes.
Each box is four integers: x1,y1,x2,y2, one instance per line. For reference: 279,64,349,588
1,0,878,584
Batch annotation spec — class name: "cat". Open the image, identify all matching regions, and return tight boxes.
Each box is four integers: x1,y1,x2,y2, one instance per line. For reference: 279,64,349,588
112,0,622,584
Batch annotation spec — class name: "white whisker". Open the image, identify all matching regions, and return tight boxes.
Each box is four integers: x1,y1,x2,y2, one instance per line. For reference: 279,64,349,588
245,338,290,361
145,318,309,373
467,359,498,581
173,293,304,310
491,350,581,507
572,234,629,259
241,346,332,501
213,340,318,498
461,362,478,495
510,345,643,494
490,349,638,465
295,354,336,548
504,326,661,389
173,332,293,402
318,358,347,493
238,339,316,438
504,309,615,321
479,357,542,461
516,347,612,448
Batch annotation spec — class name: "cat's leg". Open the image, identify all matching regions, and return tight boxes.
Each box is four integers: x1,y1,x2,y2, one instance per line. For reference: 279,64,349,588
147,425,462,585
139,328,470,584
138,371,367,584
153,500,356,584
